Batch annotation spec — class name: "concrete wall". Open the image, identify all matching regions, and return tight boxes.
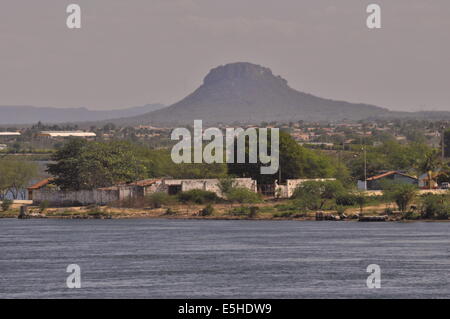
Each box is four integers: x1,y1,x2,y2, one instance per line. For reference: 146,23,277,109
31,178,259,205
32,186,138,206
144,178,257,198
277,178,337,199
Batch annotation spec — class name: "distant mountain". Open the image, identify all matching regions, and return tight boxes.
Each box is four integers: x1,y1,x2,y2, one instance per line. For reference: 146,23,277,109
0,104,165,125
119,62,393,125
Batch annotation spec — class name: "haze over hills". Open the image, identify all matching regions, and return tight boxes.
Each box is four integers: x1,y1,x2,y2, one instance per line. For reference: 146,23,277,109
117,62,394,125
2,62,449,127
0,104,165,125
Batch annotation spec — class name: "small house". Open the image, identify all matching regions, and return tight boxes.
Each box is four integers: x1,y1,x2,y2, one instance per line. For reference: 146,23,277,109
359,171,418,191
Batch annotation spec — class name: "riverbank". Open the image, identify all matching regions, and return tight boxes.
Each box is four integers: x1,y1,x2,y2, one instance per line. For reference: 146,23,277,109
1,202,448,222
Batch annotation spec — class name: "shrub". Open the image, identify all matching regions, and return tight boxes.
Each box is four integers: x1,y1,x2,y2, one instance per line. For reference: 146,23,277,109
403,211,421,220
177,190,219,204
1,199,13,212
384,183,418,213
335,193,358,206
227,188,262,204
292,180,345,210
164,208,177,216
336,205,347,216
199,204,215,217
146,192,175,208
218,177,236,196
420,194,450,220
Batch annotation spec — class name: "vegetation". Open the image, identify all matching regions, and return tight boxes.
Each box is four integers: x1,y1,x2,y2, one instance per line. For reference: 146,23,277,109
177,190,220,204
1,199,13,212
199,204,215,217
419,194,450,220
145,192,175,209
0,160,38,199
226,187,262,204
384,183,418,213
291,180,345,210
228,131,339,184
47,139,147,190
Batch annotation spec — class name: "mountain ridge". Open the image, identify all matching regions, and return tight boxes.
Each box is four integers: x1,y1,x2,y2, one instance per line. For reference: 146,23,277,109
0,104,165,125
119,62,393,125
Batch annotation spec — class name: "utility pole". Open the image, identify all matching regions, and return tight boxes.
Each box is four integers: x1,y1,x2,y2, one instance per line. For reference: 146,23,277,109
364,145,367,191
361,136,367,191
441,126,446,162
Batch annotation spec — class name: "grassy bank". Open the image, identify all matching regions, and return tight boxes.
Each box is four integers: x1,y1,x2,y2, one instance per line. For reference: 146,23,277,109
1,200,448,222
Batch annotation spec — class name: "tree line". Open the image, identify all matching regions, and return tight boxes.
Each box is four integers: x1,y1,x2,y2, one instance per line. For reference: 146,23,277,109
0,160,38,200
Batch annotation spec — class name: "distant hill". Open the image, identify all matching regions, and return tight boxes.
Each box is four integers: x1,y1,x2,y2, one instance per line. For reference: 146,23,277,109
119,62,393,125
0,104,165,125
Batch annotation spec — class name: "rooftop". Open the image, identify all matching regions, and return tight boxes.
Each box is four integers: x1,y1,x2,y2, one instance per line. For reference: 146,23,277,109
367,171,417,181
38,131,96,137
0,132,21,136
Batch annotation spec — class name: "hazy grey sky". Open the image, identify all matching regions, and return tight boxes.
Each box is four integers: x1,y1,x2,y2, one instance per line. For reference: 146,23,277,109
0,0,449,111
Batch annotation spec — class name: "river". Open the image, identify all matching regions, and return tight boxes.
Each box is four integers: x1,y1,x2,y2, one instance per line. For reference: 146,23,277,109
0,219,449,298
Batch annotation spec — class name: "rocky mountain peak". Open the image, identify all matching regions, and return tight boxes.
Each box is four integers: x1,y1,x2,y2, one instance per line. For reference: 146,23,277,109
203,62,288,86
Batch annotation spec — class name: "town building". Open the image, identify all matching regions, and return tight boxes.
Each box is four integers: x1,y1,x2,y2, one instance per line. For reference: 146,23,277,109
358,171,418,191
38,131,96,139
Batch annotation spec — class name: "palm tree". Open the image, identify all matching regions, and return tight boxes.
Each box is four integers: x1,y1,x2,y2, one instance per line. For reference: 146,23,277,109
419,150,441,189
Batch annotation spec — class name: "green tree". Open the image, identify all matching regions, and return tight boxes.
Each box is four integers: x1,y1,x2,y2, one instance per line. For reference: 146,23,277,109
47,139,147,190
292,180,345,210
228,131,336,184
0,160,38,199
1,198,13,212
418,149,441,189
384,183,418,213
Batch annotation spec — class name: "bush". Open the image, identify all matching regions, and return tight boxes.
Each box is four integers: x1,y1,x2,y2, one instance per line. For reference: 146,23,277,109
177,190,220,204
384,183,418,213
336,205,347,216
218,177,236,196
420,194,450,220
227,188,262,204
403,211,421,220
199,204,215,217
335,193,358,206
87,207,110,219
1,199,13,212
146,192,175,208
164,208,177,216
292,180,345,210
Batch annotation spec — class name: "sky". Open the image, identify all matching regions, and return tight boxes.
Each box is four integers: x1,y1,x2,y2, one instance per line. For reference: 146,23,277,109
0,0,449,111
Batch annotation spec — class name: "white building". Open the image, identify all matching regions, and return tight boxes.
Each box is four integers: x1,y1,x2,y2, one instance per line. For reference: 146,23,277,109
0,132,21,136
38,131,96,138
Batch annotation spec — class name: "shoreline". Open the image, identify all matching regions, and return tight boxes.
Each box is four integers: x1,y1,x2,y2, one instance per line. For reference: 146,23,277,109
1,214,448,223
2,201,449,222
